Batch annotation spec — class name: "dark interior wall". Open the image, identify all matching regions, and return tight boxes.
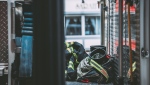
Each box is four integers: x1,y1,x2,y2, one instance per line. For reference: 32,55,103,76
32,0,65,85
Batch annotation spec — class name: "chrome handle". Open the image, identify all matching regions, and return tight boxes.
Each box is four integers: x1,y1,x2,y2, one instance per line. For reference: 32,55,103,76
11,3,15,39
141,48,149,58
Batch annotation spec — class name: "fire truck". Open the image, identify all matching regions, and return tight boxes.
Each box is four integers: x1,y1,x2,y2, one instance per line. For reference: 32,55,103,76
0,0,149,85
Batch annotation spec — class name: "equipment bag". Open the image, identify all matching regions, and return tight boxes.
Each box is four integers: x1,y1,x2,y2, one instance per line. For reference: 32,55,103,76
77,48,114,84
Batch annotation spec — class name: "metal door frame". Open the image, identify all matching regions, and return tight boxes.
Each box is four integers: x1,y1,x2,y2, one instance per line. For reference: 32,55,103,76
140,0,150,85
8,0,15,85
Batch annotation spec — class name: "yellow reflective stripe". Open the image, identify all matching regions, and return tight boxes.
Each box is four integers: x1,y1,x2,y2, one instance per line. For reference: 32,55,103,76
69,47,79,64
73,53,79,64
69,60,74,65
90,59,109,81
67,47,74,53
68,42,74,45
65,42,69,48
67,47,79,64
71,42,74,45
73,53,78,59
65,42,74,48
68,61,74,70
65,70,67,78
68,65,74,70
70,47,74,52
65,70,67,74
76,60,79,64
67,48,72,53
90,63,109,81
127,62,136,78
68,65,74,69
132,62,136,72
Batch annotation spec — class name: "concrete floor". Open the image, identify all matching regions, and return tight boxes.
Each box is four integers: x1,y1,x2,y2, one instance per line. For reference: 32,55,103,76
66,81,113,85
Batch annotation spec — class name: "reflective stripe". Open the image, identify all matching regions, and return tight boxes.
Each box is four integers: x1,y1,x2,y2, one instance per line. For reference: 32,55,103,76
67,48,72,53
67,47,79,64
65,42,69,48
70,47,74,52
65,42,74,48
127,61,136,78
69,60,74,65
65,70,67,78
90,59,109,81
71,42,74,45
73,53,78,59
68,61,74,70
65,70,67,74
67,47,74,53
132,62,136,72
68,65,74,70
74,59,79,64
73,53,79,64
68,42,74,45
